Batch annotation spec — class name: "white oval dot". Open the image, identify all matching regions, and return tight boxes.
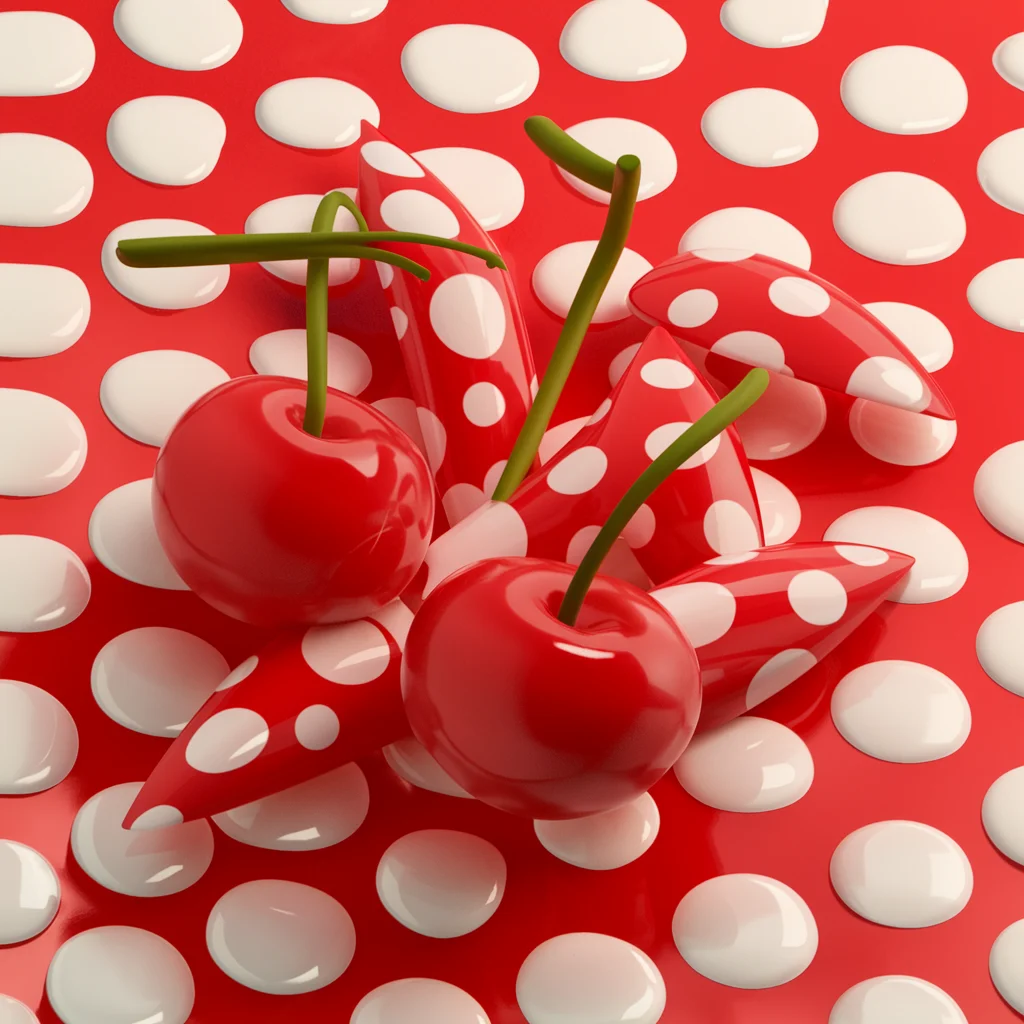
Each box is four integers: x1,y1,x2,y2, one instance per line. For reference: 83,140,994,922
830,820,972,927
651,581,736,648
294,704,340,750
414,146,525,231
863,300,953,372
430,273,507,359
546,445,608,495
47,926,194,1024
282,0,388,23
0,263,89,358
0,11,94,95
256,77,379,149
0,679,78,794
702,88,818,167
832,661,970,763
711,330,787,372
830,975,967,1024
720,0,826,48
992,919,1024,1014
751,468,801,545
0,535,91,633
535,793,660,870
673,874,818,988
213,764,369,851
667,287,719,328
850,400,957,467
383,736,473,799
361,139,424,177
0,389,86,497
622,503,656,548
704,499,762,556
302,618,390,684
380,189,460,238
995,33,1024,90
675,717,813,811
114,0,241,70
215,655,259,692
463,382,506,427
835,544,890,567
645,421,721,467
968,258,1024,332
787,569,848,625
977,602,1024,696
680,207,812,269
768,275,831,316
846,355,927,411
746,649,818,710
640,357,695,389
975,441,1024,542
983,767,1024,866
735,373,826,461
185,707,269,774
978,128,1024,215
0,133,92,227
608,342,642,386
0,841,59,944
353,979,490,1024
539,417,589,466
207,880,355,994
250,328,370,395
0,995,37,1024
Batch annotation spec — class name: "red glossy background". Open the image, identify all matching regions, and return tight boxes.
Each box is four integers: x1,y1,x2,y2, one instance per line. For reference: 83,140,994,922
1,0,1023,1020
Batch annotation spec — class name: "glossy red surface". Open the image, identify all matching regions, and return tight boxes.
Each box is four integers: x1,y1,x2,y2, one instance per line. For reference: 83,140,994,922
403,557,701,819
153,375,434,626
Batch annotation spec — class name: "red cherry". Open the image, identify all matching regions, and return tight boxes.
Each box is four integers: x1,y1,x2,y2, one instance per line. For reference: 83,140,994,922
153,375,434,627
402,556,701,819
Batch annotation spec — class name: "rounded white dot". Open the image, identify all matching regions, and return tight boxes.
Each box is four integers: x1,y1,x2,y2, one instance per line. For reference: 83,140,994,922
0,11,94,96
706,550,759,565
711,330,787,372
539,416,589,465
114,0,240,69
734,373,826,461
863,300,953,372
352,978,491,1024
442,483,486,525
0,263,90,359
832,661,970,763
383,736,473,799
0,679,78,794
977,602,1024,696
995,33,1024,90
546,445,608,495
673,874,818,988
131,805,183,831
846,355,927,411
463,382,506,427
667,287,719,328
0,133,92,227
978,128,1024,215
975,441,1024,542
534,241,653,323
787,569,848,625
640,357,695,389
850,400,957,467
834,172,966,265
720,0,826,48
47,926,194,1024
622,502,656,548
983,767,1024,866
185,707,269,774
841,46,967,134
992,919,1024,1014
704,499,762,555
207,880,355,994
751,468,801,545
380,188,460,238
517,932,665,1024
645,421,721,467
0,840,59,944
830,820,972,927
535,793,660,870
283,0,388,22
294,704,340,750
390,305,409,340
249,328,371,396
414,146,525,231
835,544,890,567
302,618,390,684
430,273,507,359
0,388,86,496
702,88,818,167
0,535,91,633
0,995,37,1024
968,258,1024,332
830,975,967,1024
824,506,968,604
377,830,506,937
255,77,379,149
215,654,258,692
651,581,736,648
675,717,813,811
746,649,818,710
680,207,812,269
402,24,539,113
768,275,831,316
609,344,642,388
71,782,213,897
213,763,369,851
360,139,424,177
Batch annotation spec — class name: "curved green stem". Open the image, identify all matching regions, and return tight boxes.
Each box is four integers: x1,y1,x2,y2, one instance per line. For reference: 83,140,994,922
491,153,641,502
525,115,617,193
557,369,771,626
115,232,504,273
334,191,368,233
303,192,348,437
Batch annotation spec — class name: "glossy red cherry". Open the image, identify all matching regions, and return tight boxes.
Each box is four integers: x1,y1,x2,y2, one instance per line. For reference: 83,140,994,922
153,375,434,627
402,556,702,819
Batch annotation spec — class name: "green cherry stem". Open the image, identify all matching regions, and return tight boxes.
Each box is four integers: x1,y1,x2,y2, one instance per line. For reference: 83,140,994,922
491,153,641,502
557,368,771,627
524,115,617,192
303,191,348,438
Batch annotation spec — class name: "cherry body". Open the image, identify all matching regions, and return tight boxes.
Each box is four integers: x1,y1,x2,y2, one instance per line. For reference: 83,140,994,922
153,375,434,627
402,556,702,819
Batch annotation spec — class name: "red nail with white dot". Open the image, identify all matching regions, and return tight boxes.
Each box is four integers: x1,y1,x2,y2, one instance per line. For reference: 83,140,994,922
122,600,412,828
357,123,536,527
628,250,955,420
650,541,914,729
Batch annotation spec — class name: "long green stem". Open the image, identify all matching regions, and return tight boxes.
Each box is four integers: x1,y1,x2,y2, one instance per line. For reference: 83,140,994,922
334,191,368,233
491,154,641,502
557,369,770,626
525,115,617,193
115,232,504,273
303,192,348,437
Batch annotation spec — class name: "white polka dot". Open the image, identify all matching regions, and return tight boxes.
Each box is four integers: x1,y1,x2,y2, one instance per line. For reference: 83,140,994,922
968,258,1024,332
207,880,355,994
402,24,539,113
0,840,59,944
992,919,1024,1014
651,581,736,647
416,406,447,473
429,273,507,358
100,350,229,447
982,766,1024,865
384,736,473,799
483,460,507,497
213,763,369,851
863,300,953,372
979,128,1024,217
832,661,971,763
534,793,660,870
352,979,491,1024
0,535,90,634
114,0,241,70
249,328,371,396
0,679,78,794
215,655,258,692
675,717,813,811
533,241,653,323
977,602,1024,696
850,400,957,467
564,527,649,588
751,468,801,545
841,46,968,134
380,189,460,237
824,506,967,603
546,445,608,494
711,331,787,372
283,0,388,23
0,389,86,497
131,805,184,831
702,88,818,167
733,373,826,461
833,172,966,265
377,830,506,938
835,544,889,567
517,933,666,1024
462,382,506,427
376,260,394,288
706,550,758,565
360,139,424,177
294,704,340,750
645,421,721,467
442,483,487,526
704,499,762,555
609,342,642,386
0,263,90,359
846,355,927,410
0,133,92,227
89,479,188,590
538,416,589,465
389,305,409,341
0,11,94,96
185,707,269,773
0,995,37,1024
680,207,812,269
622,503,656,548
414,146,525,231
787,569,848,625
975,441,1024,542
830,820,972,927
640,357,695,389
47,926,194,1024
255,77,379,149
302,619,390,684
71,782,213,897
667,287,719,328
830,976,967,1024
746,649,817,710
673,874,818,988
768,276,830,316
720,0,826,48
